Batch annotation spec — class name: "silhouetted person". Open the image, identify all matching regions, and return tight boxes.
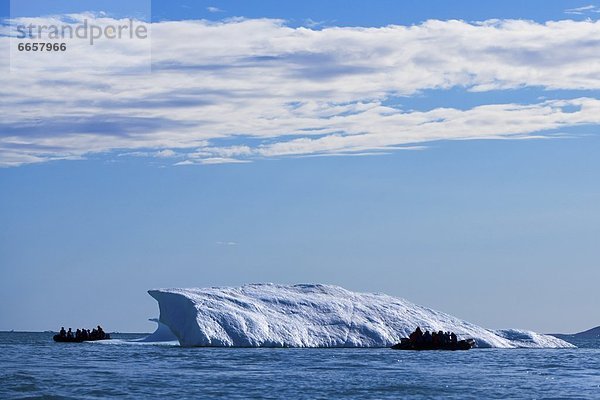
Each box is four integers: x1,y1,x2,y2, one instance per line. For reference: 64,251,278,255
450,332,457,345
75,329,81,340
81,329,88,341
67,328,73,339
443,332,451,345
437,330,445,345
97,325,105,340
59,327,66,338
423,330,432,345
409,327,423,345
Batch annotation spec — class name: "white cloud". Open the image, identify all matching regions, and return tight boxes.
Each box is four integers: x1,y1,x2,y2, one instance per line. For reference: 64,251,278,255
1,16,600,166
120,149,179,158
155,149,178,158
564,5,599,15
198,157,250,165
174,160,195,166
206,7,224,13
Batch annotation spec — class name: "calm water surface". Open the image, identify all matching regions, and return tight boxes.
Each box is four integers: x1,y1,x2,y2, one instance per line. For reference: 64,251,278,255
1,332,599,399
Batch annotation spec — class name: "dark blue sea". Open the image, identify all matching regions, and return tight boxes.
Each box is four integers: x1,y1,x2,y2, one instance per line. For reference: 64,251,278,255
1,332,599,399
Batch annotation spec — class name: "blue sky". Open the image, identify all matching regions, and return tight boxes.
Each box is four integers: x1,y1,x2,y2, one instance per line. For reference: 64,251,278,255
1,1,599,333
4,0,594,24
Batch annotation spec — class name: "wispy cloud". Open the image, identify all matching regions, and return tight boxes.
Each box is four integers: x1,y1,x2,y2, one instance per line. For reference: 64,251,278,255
564,5,600,15
206,6,224,13
1,16,600,166
303,18,328,28
120,149,181,159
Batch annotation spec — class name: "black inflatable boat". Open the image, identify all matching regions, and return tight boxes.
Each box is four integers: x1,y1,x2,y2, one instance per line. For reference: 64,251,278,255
53,334,110,343
391,338,475,350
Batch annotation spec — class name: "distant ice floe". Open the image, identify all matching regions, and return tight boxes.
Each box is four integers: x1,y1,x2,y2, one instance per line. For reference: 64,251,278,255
492,329,572,348
147,283,575,348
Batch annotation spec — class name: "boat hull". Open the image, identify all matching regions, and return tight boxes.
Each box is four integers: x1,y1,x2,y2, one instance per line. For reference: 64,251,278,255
53,334,110,343
391,338,475,351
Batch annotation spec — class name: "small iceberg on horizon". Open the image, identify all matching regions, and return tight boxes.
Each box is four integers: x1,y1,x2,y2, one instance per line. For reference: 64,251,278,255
148,283,574,349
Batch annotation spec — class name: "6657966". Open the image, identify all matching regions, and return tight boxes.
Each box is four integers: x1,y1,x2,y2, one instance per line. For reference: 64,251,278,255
17,42,67,51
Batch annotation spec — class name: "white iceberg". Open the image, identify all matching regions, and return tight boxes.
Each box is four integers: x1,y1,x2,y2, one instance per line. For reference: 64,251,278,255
148,283,574,348
138,318,178,342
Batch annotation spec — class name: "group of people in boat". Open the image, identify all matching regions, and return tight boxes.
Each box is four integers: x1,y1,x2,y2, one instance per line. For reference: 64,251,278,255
408,326,458,347
391,326,474,350
58,325,107,341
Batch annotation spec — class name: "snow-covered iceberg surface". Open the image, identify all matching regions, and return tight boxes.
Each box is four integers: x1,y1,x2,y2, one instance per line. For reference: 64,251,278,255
148,284,574,348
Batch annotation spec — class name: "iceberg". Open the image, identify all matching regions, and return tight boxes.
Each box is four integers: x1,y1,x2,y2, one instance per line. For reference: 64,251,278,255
148,283,574,348
138,318,178,342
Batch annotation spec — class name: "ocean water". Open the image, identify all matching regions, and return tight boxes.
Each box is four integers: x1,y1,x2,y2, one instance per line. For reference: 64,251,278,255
1,332,599,399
